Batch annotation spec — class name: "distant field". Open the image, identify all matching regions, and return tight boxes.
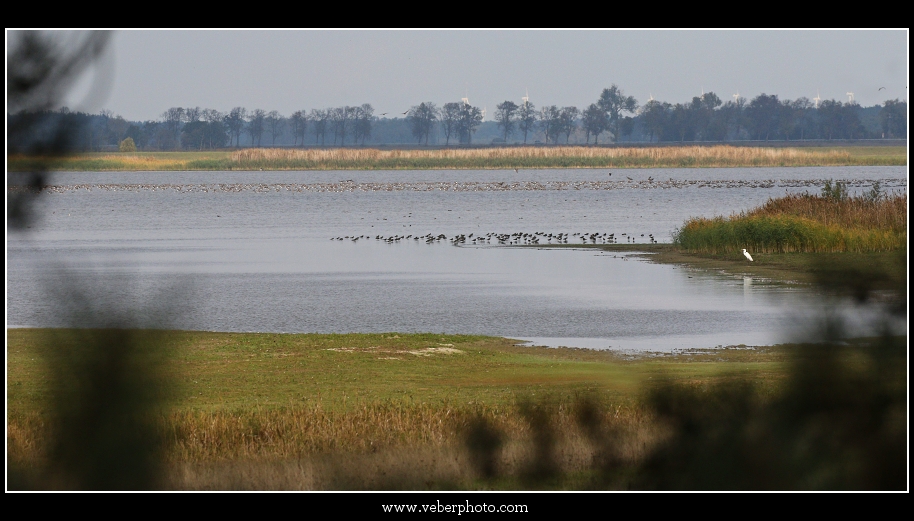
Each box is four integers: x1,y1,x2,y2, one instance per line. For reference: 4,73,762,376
7,144,906,172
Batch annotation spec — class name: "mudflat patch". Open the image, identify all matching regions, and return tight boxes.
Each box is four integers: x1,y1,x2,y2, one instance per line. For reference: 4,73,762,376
326,346,465,359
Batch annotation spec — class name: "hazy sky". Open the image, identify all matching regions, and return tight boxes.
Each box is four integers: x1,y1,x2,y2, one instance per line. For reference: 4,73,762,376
9,29,909,122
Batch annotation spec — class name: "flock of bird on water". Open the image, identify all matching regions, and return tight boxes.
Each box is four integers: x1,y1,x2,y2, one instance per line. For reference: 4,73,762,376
25,170,887,262
330,232,757,263
330,230,658,245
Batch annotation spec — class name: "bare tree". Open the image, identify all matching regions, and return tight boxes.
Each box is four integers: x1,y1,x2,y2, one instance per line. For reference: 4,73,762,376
791,97,815,141
160,107,184,149
246,109,266,147
457,102,484,145
289,111,307,146
582,103,607,144
225,107,246,147
353,104,374,145
517,101,537,144
201,109,226,149
329,106,355,145
439,102,462,146
559,106,579,143
310,109,329,145
495,101,519,142
408,102,438,145
265,110,284,145
184,106,202,123
539,105,562,144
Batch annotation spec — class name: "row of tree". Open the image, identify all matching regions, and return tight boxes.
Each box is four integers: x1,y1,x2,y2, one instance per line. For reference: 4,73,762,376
7,88,908,152
488,86,907,144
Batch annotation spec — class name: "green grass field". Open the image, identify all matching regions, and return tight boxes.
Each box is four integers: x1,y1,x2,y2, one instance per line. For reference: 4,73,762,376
7,329,788,417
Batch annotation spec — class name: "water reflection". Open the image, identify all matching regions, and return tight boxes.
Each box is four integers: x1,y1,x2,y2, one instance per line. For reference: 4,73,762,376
8,239,812,352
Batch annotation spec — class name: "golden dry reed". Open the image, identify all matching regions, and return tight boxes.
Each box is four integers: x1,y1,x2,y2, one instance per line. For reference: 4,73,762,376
674,192,907,254
745,192,907,231
230,145,857,170
9,399,651,465
9,145,899,172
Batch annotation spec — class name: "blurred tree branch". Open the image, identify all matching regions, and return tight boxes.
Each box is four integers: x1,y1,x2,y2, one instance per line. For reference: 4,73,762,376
7,30,111,230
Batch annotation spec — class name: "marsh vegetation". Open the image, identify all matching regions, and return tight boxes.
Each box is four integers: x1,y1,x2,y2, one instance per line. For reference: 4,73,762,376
6,144,906,172
673,185,907,254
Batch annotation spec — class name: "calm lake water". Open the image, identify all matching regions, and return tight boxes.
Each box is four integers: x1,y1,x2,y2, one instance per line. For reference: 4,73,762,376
6,166,906,353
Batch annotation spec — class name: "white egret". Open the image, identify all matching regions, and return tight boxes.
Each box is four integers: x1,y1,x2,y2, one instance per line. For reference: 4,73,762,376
742,248,754,262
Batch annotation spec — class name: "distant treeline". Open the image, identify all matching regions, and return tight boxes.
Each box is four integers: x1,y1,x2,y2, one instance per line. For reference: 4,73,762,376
7,85,908,152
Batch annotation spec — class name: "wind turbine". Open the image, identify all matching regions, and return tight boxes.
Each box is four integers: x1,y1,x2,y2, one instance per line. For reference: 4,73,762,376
846,92,855,103
481,105,486,121
648,93,655,102
732,91,740,103
522,88,530,108
813,90,821,109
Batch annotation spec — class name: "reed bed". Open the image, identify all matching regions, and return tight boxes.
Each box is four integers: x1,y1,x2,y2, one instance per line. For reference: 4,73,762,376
6,152,232,172
9,145,902,171
8,398,652,469
746,191,908,230
674,193,908,254
166,400,657,491
229,145,861,170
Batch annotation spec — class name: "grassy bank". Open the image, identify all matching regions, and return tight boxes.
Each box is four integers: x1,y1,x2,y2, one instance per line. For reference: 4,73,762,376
7,144,906,171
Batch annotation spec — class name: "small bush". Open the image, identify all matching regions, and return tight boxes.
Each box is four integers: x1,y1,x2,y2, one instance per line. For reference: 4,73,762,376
821,179,848,201
119,137,137,153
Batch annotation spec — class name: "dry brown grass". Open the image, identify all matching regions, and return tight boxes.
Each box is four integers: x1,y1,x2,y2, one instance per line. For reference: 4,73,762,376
745,192,907,233
230,145,856,169
9,398,657,490
164,398,657,490
10,145,900,172
674,191,908,254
